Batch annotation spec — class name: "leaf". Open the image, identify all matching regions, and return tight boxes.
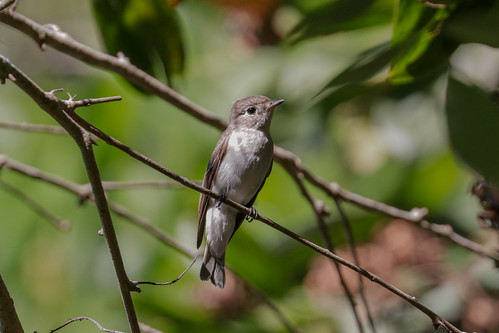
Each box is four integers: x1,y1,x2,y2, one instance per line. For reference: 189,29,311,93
92,0,185,93
285,0,392,45
389,0,454,84
445,76,499,186
318,39,413,93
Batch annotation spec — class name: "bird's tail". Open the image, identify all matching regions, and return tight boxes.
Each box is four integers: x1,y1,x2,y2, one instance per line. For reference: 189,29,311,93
200,245,226,288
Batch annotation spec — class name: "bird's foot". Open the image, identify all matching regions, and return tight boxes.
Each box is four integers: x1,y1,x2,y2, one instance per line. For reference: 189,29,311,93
245,207,258,223
216,193,227,209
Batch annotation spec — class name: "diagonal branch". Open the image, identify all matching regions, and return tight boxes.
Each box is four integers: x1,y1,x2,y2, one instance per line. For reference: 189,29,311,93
0,9,494,266
0,178,70,230
0,120,67,134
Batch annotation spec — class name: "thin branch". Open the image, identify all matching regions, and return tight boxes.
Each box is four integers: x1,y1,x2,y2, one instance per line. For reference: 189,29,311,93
133,255,198,286
282,164,365,333
333,198,376,332
50,316,125,333
101,180,189,191
0,178,70,230
139,322,164,333
0,120,67,134
0,273,24,333
276,148,499,264
0,10,493,267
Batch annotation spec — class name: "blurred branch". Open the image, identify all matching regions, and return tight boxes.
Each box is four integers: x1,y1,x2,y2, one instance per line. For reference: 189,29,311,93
0,273,24,333
138,323,164,333
0,9,491,268
333,198,376,332
101,180,189,190
277,148,499,264
0,178,70,230
0,54,141,333
282,163,365,333
0,120,67,134
50,316,124,333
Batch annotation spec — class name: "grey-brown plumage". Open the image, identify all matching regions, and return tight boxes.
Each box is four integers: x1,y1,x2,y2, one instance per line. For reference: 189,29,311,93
197,95,284,288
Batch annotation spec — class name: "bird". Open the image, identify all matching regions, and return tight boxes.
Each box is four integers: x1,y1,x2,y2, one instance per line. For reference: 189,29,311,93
197,95,284,288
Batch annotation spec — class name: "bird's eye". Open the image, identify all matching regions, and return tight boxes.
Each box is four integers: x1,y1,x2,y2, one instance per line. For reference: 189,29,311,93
246,107,256,115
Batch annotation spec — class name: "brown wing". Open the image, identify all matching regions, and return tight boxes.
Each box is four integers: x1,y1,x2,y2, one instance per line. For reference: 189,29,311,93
197,130,231,248
231,158,273,240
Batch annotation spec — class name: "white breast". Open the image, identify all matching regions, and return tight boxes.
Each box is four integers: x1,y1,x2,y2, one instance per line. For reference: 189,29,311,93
213,128,273,205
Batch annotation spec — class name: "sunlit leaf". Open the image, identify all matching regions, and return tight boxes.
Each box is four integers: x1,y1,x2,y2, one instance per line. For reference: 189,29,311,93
389,0,454,84
445,76,499,185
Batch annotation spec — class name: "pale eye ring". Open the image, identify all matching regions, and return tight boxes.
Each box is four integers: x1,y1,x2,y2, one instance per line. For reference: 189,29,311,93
246,106,256,115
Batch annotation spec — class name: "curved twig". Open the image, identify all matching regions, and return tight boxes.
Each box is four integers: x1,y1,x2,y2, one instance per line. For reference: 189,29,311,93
50,316,125,333
133,255,198,286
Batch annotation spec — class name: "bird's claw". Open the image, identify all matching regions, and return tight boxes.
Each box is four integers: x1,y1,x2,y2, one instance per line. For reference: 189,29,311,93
246,207,258,222
216,193,227,209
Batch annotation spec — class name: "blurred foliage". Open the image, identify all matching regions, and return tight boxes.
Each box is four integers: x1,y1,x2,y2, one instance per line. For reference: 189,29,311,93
92,0,185,91
0,0,498,332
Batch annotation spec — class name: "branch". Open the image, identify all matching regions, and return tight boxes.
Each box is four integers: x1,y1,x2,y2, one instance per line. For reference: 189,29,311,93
333,199,376,332
282,164,365,332
101,180,188,190
0,273,24,333
0,120,67,134
0,9,493,266
0,178,70,230
50,316,124,333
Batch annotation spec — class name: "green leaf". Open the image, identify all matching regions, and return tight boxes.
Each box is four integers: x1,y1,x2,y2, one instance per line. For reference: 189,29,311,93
389,0,454,84
285,0,392,45
318,39,412,92
92,0,185,92
445,76,499,186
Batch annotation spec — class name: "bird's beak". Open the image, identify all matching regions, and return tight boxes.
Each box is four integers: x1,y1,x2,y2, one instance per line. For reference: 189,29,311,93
266,99,284,112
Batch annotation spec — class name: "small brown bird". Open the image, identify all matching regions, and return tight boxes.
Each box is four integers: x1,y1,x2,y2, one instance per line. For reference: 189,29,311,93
197,95,284,288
